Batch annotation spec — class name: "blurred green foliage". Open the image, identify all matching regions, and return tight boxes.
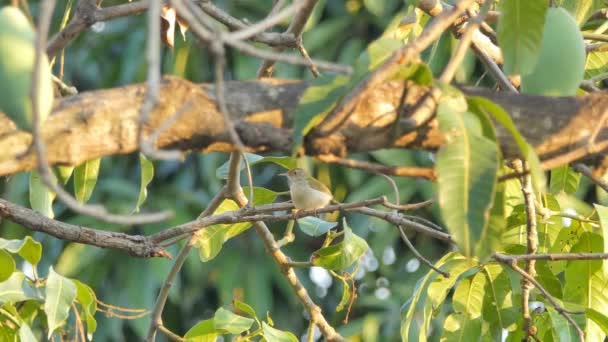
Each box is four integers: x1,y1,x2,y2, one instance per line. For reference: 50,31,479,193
3,0,607,341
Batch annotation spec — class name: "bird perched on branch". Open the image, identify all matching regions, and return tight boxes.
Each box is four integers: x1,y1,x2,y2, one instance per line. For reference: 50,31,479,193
280,168,332,212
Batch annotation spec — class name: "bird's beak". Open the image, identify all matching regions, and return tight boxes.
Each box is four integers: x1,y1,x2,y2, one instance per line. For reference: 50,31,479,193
279,172,288,177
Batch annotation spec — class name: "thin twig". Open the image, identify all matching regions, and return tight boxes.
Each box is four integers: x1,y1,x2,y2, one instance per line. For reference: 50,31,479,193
513,159,537,339
439,0,493,83
138,0,182,161
398,225,449,277
47,0,149,58
494,251,608,262
31,0,171,225
493,255,585,341
224,0,304,42
319,0,477,136
146,186,227,341
257,0,319,77
316,154,436,180
158,325,188,342
227,154,344,341
572,163,608,193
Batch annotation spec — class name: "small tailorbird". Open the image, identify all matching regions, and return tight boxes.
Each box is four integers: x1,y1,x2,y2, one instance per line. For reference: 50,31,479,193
280,168,332,211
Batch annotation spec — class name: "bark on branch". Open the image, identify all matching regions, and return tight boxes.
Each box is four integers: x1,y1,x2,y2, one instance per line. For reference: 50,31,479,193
0,76,606,176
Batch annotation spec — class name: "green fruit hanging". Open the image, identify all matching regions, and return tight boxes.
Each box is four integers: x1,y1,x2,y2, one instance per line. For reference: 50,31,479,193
0,6,54,131
520,7,585,96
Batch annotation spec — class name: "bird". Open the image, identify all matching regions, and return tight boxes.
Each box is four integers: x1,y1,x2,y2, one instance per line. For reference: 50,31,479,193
280,168,332,212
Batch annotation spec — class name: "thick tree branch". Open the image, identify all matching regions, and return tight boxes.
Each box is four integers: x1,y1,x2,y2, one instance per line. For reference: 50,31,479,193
0,77,607,176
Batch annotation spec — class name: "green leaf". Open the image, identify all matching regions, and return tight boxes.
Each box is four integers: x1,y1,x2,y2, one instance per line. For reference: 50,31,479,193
134,153,154,213
261,321,298,342
476,182,507,260
194,187,278,262
481,264,517,340
184,318,220,342
335,277,350,312
436,91,499,257
497,0,548,75
595,204,608,276
74,158,101,203
453,273,485,318
297,216,338,237
563,232,608,341
233,299,257,320
213,307,254,334
558,0,604,25
0,272,38,305
44,267,77,338
468,96,546,193
291,74,351,153
74,280,97,340
0,250,15,282
55,165,74,185
547,306,579,341
0,6,55,131
0,236,42,265
215,153,296,179
19,323,37,342
401,253,478,341
550,165,581,195
29,171,55,218
587,308,608,335
311,219,369,270
441,312,482,342
584,50,608,79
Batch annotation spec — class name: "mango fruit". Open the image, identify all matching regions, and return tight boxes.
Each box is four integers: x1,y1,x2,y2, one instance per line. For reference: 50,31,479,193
520,7,585,96
0,6,54,131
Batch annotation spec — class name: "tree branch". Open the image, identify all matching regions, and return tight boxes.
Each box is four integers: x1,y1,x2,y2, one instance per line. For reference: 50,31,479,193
2,77,607,177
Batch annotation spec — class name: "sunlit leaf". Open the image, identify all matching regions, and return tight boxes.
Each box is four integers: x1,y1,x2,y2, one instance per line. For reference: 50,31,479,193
194,187,278,262
74,158,101,203
262,321,298,342
481,264,517,340
441,312,482,342
134,153,154,213
584,50,608,79
213,307,254,334
336,277,350,312
184,318,220,342
0,236,42,266
550,165,581,195
563,232,608,341
497,0,548,75
558,0,604,25
55,165,74,185
233,299,260,328
595,204,608,277
74,280,97,340
311,219,369,270
0,250,15,282
45,267,77,338
587,308,608,335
